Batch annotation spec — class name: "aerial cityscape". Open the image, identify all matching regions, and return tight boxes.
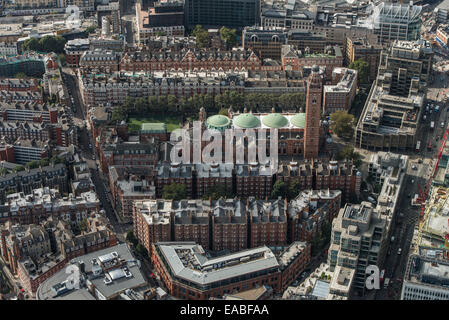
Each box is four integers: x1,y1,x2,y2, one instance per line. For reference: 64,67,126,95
0,0,449,305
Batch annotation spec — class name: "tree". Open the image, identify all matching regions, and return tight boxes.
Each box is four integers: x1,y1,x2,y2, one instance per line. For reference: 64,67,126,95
167,95,178,113
14,72,27,79
218,108,229,116
122,96,135,113
22,38,40,52
78,219,88,232
288,180,301,199
337,146,362,167
349,59,369,84
219,26,237,49
126,231,138,246
111,106,125,122
38,35,67,53
192,25,210,48
330,111,355,139
155,31,167,36
136,243,148,258
135,97,148,114
271,180,287,199
203,184,233,200
58,53,66,66
85,25,96,34
162,183,187,200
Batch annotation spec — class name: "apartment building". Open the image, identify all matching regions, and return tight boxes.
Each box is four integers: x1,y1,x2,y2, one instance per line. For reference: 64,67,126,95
0,138,49,165
281,45,343,81
119,47,262,73
242,27,287,60
195,163,233,199
108,166,156,217
0,163,68,203
248,198,288,248
235,163,274,199
328,202,388,293
0,187,100,225
64,38,91,68
132,200,172,255
0,102,59,124
287,189,342,243
0,43,18,56
79,49,121,74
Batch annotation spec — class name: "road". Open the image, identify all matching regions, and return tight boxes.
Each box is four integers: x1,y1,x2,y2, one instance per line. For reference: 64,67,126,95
61,69,132,241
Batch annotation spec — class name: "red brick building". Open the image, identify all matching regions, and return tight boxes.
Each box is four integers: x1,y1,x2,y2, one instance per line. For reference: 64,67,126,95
120,48,262,73
151,241,310,300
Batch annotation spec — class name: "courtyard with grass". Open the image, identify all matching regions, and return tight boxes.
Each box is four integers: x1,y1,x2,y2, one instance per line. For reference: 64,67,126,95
127,114,181,132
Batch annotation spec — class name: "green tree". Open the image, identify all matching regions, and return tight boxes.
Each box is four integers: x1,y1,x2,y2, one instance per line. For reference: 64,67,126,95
38,35,67,53
147,96,159,112
271,180,287,199
135,97,148,114
349,59,369,84
136,243,148,258
22,37,40,52
26,160,40,169
111,106,125,122
162,183,187,200
218,108,229,116
122,96,135,113
78,219,88,232
0,168,9,175
85,25,96,34
167,95,178,113
203,184,233,200
337,146,362,167
14,72,27,79
58,53,66,66
288,180,301,199
126,231,138,246
330,111,355,139
219,26,237,49
192,25,210,48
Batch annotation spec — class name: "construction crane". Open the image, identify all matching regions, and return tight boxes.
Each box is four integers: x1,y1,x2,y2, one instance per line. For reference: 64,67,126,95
418,128,449,220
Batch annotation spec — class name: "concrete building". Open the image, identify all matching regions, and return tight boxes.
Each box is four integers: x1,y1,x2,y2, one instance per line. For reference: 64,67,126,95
328,202,388,293
0,43,18,56
323,67,357,115
435,0,449,24
36,243,148,300
261,0,315,30
355,40,433,151
370,2,422,44
344,36,382,82
184,0,260,30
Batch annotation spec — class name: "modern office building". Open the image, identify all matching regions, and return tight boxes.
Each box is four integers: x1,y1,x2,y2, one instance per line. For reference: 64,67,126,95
370,2,422,44
355,40,433,151
328,202,388,293
184,0,260,30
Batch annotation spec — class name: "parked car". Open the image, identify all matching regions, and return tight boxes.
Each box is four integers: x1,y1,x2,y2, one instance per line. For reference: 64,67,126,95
397,248,402,255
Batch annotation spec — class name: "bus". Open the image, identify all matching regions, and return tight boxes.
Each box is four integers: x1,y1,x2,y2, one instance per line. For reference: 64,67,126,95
428,139,433,151
416,140,421,152
380,269,385,287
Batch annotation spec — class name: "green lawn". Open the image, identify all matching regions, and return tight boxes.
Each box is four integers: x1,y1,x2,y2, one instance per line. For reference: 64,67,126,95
127,114,180,133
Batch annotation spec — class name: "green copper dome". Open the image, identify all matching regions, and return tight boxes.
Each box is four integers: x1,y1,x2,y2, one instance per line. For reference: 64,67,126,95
233,113,260,128
206,115,231,129
262,113,288,128
290,113,306,129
